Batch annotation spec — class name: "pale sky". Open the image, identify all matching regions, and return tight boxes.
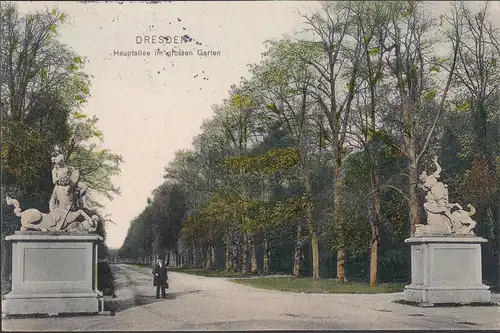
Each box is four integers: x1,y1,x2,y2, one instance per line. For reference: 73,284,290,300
15,1,499,249
15,1,324,249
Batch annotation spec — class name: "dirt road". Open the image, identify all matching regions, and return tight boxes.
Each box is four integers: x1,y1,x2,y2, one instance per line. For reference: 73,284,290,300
3,264,499,331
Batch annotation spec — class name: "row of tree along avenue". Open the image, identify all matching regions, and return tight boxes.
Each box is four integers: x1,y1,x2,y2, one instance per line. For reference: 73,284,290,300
1,2,122,296
118,1,500,287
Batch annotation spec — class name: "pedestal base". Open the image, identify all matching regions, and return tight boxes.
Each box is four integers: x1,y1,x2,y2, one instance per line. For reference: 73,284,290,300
4,294,100,315
404,236,491,304
404,286,492,304
3,234,103,316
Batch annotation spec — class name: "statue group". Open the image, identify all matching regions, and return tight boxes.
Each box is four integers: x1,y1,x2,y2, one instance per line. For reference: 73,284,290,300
416,156,476,236
6,148,98,233
404,156,491,305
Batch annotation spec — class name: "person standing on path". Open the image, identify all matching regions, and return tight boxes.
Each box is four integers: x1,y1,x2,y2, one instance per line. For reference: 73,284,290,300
152,257,168,299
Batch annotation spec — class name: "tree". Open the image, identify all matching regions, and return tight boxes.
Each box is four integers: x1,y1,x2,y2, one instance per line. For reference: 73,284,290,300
250,40,324,278
1,3,90,205
118,1,499,288
1,3,121,293
443,1,500,285
65,113,123,202
378,1,460,235
299,1,365,281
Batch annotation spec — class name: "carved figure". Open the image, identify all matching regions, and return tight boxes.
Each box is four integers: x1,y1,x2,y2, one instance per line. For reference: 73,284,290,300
6,197,98,232
417,156,477,236
418,156,454,233
421,196,453,234
450,203,477,235
49,153,80,214
5,149,98,233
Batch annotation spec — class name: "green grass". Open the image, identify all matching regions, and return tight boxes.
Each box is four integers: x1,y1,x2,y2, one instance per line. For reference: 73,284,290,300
230,276,406,294
129,264,240,277
132,263,151,268
167,267,251,278
129,264,251,277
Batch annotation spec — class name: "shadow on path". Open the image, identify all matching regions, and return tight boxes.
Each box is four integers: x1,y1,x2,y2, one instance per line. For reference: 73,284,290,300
108,290,201,313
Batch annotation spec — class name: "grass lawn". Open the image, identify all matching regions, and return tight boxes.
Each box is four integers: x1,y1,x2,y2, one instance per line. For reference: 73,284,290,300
131,263,151,268
230,276,406,294
130,264,250,278
167,267,251,278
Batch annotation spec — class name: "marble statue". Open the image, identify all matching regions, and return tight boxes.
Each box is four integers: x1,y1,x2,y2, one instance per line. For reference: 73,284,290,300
5,148,98,233
416,156,477,236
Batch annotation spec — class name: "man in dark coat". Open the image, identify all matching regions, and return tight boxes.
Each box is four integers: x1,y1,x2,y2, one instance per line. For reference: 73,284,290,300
152,257,168,299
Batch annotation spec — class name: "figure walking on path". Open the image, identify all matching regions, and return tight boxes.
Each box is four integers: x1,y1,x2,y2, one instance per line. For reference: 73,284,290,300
153,257,168,299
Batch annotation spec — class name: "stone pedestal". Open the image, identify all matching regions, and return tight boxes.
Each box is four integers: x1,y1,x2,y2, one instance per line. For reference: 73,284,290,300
3,233,104,315
404,236,491,304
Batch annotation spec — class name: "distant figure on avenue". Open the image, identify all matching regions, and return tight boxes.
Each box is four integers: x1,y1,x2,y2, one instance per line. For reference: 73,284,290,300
152,257,169,299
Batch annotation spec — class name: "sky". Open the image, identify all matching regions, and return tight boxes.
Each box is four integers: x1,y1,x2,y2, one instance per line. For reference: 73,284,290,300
15,1,324,249
15,1,500,249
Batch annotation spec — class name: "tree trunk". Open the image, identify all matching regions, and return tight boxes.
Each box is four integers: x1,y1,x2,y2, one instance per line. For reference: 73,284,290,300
240,239,246,274
231,241,238,272
293,224,302,277
210,244,216,269
370,168,381,287
311,235,320,280
401,85,421,235
408,156,420,235
369,236,378,287
263,233,269,275
250,234,257,274
334,165,346,282
225,242,231,271
204,245,210,270
198,246,203,269
232,227,240,272
241,234,247,274
337,250,346,282
302,167,320,279
200,246,204,269
191,244,195,268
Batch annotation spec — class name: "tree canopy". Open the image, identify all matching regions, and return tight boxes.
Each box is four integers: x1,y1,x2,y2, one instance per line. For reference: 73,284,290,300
1,2,122,266
119,0,499,287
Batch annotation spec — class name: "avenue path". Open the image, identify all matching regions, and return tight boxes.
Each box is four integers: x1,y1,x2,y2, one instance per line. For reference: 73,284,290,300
3,264,500,331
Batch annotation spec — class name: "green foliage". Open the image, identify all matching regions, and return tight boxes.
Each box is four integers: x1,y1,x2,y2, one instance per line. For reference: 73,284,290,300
267,103,280,114
268,195,308,227
423,89,438,102
64,114,122,199
118,0,500,286
455,101,472,113
1,3,121,290
222,148,300,175
120,182,187,259
429,65,441,73
368,47,380,56
232,92,253,109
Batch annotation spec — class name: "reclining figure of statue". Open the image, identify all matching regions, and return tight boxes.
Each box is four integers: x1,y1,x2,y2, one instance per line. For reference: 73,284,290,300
417,156,477,236
449,203,477,235
5,197,98,232
5,149,98,233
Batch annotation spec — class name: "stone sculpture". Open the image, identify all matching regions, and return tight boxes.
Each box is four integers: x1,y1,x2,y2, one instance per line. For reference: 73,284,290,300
404,156,490,305
5,149,98,233
416,156,477,236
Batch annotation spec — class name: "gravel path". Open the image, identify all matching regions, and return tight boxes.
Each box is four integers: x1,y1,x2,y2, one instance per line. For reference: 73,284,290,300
3,264,499,331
